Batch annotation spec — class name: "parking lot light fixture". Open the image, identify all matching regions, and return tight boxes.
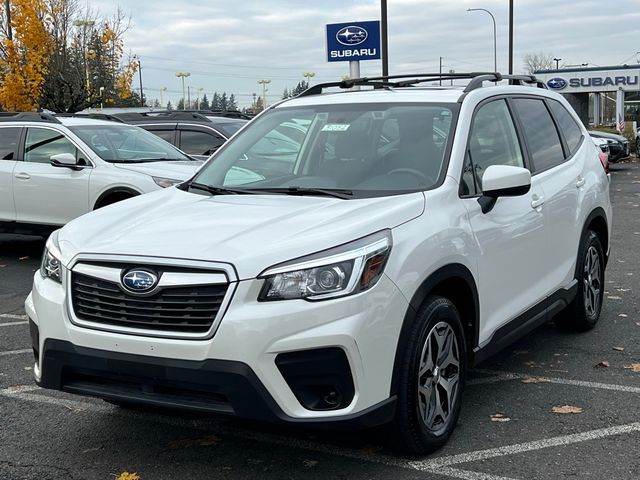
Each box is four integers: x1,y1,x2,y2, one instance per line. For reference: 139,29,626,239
175,72,191,109
466,8,497,75
257,79,271,110
554,57,562,70
303,72,315,86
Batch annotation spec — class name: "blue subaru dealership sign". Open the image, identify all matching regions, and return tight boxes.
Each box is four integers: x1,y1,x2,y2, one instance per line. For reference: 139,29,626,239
326,21,381,62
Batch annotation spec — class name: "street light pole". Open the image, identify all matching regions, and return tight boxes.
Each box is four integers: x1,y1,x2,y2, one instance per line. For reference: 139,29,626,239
73,19,96,94
467,8,497,74
175,72,191,109
303,71,315,87
508,0,513,74
553,57,562,70
159,87,166,107
381,0,389,76
134,55,143,106
4,0,12,41
257,79,271,110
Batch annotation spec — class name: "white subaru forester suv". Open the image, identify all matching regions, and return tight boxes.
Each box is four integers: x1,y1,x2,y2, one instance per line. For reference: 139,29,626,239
0,112,202,234
26,73,612,454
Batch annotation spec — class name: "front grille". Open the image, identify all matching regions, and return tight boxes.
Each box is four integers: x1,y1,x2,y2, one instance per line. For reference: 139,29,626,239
71,272,228,334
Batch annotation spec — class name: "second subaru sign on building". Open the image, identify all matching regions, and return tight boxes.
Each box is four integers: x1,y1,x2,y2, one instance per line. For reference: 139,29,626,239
326,20,381,62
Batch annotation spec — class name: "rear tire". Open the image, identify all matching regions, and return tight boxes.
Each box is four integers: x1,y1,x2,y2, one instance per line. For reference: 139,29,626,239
555,231,605,332
388,295,466,455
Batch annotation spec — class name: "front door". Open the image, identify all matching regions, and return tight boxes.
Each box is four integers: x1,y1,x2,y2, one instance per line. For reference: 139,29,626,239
460,98,549,345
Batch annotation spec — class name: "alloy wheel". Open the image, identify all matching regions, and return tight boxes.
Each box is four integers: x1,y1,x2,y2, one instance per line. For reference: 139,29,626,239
583,245,602,318
417,321,460,433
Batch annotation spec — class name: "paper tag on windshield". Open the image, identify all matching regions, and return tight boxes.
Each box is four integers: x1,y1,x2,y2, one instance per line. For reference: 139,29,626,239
322,124,350,132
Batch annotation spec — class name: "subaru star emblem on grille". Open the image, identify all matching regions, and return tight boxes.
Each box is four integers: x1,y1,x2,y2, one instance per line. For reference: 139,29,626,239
122,270,158,293
336,26,368,46
547,78,567,90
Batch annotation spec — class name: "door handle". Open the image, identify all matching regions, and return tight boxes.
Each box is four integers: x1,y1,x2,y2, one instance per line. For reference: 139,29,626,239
14,172,30,180
531,194,545,209
576,176,586,188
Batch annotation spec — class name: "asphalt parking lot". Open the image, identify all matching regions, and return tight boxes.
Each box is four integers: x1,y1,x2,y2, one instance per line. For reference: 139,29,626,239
1,162,639,480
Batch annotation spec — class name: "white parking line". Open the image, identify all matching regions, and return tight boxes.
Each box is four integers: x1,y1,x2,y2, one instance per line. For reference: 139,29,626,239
0,314,28,320
412,422,640,469
0,321,28,327
475,369,640,394
0,349,31,357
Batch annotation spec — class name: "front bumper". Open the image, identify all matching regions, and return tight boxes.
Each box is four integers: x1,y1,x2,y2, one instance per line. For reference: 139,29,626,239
26,267,408,424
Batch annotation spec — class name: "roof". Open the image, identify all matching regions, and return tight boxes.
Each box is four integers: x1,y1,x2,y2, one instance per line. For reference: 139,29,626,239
57,117,131,127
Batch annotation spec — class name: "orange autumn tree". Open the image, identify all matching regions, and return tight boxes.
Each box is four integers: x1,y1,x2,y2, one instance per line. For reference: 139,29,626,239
0,0,53,111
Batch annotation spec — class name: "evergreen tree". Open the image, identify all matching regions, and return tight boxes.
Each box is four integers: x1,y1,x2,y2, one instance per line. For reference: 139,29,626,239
200,93,210,110
282,88,290,100
228,94,237,110
220,92,228,111
152,99,161,108
212,92,220,110
177,98,185,110
166,101,173,111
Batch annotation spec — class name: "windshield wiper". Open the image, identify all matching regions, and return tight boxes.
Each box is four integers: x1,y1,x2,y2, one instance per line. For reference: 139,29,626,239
188,182,259,196
253,187,353,199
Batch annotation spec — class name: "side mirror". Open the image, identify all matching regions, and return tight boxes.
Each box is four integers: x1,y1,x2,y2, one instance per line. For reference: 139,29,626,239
478,165,531,214
50,153,79,169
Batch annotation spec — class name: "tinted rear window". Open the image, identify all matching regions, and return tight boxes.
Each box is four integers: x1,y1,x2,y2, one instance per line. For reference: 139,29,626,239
0,127,21,160
548,100,583,155
512,98,564,172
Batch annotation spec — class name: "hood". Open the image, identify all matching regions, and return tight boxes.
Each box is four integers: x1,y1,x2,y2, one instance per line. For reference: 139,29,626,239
113,160,203,180
58,188,425,279
588,131,627,142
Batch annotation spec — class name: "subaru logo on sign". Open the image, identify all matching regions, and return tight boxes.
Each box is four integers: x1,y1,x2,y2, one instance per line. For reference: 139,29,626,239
336,26,368,46
122,270,158,293
547,78,567,90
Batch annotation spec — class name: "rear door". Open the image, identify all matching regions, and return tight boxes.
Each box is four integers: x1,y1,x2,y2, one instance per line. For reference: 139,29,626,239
460,98,548,343
511,97,582,291
0,127,22,222
137,123,177,147
13,126,92,226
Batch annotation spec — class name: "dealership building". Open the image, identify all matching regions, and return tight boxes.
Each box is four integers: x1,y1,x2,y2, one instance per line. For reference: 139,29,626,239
535,65,640,127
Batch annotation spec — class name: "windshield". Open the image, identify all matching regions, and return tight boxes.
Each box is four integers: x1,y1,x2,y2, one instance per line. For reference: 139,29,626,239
69,124,192,162
193,103,457,198
207,118,247,137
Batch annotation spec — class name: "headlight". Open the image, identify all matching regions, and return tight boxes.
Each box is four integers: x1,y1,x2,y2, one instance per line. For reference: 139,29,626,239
258,230,392,301
153,176,182,188
40,231,62,283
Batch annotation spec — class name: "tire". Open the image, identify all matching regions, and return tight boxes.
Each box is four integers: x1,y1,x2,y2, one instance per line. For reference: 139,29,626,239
555,230,605,332
388,295,467,455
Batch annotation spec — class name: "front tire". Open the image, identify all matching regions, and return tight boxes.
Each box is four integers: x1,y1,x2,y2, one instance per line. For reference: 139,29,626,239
389,295,466,455
556,231,605,332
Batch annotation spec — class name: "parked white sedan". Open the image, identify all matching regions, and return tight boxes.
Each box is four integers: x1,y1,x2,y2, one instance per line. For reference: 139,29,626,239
0,112,202,234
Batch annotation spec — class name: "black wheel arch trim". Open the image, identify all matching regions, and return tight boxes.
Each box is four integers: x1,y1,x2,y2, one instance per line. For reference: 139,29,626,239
94,187,141,209
390,263,479,396
579,207,609,270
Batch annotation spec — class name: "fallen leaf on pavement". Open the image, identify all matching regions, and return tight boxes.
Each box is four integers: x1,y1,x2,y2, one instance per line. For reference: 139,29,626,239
0,265,6,268
607,296,621,300
168,435,220,449
552,405,583,414
522,376,550,384
613,347,624,352
303,460,319,468
594,361,610,368
359,445,384,455
115,472,140,480
623,364,640,373
618,314,628,318
18,256,29,261
490,413,511,422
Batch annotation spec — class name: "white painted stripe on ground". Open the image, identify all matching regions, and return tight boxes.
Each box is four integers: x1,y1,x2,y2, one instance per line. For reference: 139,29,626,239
476,369,640,394
412,422,640,469
0,385,518,480
0,314,28,320
0,321,28,327
0,348,31,357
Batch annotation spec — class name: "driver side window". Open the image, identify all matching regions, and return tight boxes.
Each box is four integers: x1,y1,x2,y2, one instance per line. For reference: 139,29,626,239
464,100,524,195
24,128,77,164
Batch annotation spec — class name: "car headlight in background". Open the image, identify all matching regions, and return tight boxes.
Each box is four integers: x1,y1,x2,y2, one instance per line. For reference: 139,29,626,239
40,231,62,283
258,230,392,301
153,176,182,188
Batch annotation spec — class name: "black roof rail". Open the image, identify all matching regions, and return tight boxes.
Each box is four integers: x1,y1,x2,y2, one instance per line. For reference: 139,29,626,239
110,111,212,123
298,72,547,97
56,113,125,123
167,109,252,120
0,112,61,124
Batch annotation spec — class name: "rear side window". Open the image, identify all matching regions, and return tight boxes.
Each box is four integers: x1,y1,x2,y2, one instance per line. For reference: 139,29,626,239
149,130,175,145
548,100,583,155
180,130,224,156
0,127,20,160
512,98,564,172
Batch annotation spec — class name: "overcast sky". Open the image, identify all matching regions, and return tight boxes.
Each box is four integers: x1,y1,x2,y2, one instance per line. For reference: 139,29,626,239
89,0,640,108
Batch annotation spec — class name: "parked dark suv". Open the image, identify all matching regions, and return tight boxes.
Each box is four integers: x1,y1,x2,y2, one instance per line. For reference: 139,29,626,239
588,130,630,163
